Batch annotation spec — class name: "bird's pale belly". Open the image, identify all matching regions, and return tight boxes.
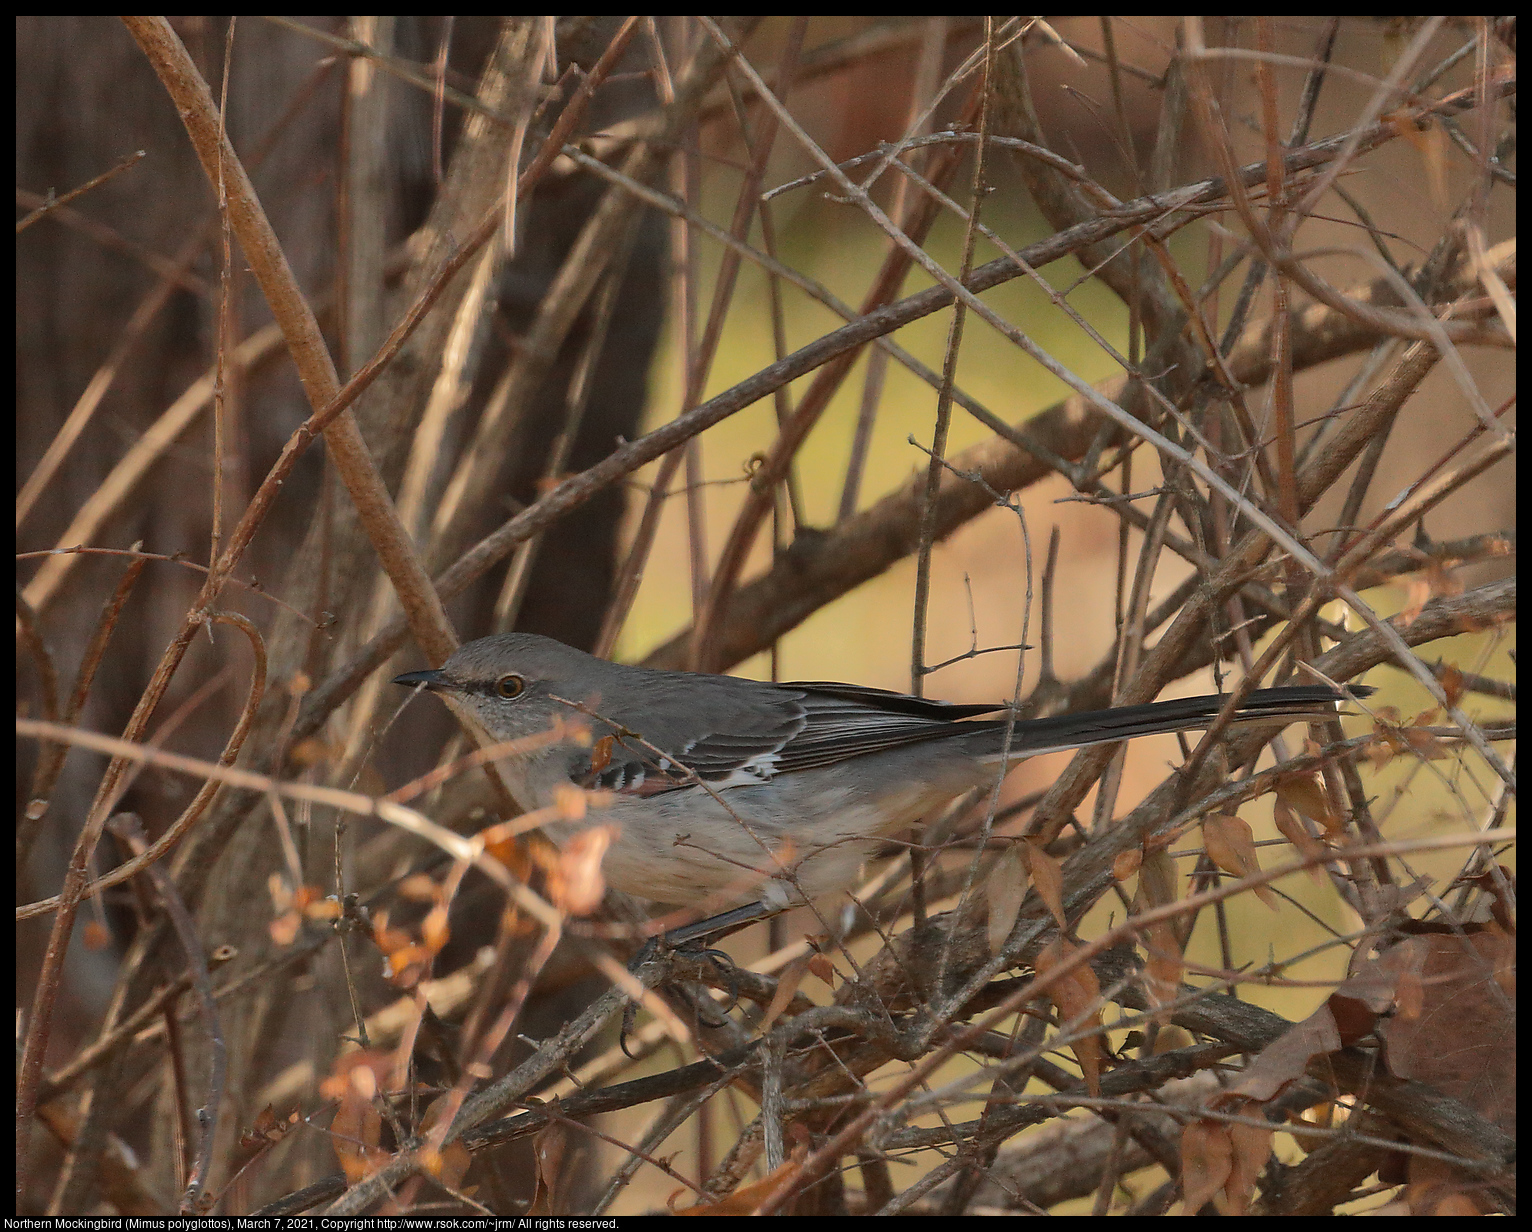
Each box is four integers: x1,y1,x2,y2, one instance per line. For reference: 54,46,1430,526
541,758,1000,909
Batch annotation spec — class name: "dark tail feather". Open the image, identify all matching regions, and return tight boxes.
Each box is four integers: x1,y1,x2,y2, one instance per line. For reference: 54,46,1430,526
994,684,1373,759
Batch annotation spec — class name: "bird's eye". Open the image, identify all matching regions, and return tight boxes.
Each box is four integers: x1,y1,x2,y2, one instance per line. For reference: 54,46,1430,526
495,673,526,700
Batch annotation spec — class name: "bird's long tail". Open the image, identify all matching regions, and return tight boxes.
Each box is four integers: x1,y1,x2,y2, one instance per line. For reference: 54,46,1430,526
985,683,1372,759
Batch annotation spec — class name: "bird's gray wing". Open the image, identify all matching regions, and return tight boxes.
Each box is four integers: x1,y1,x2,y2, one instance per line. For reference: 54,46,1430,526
769,690,1004,773
578,678,1000,793
575,674,808,795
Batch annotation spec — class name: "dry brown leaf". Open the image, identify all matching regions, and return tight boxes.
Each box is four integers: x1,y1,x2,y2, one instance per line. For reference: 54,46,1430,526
321,1052,391,1184
1143,919,1184,1026
421,904,450,955
1395,958,1426,1021
369,910,411,956
1229,1005,1344,1104
526,1120,568,1216
417,1091,476,1189
1486,921,1516,996
985,845,1029,956
241,1105,280,1148
1379,931,1516,1134
235,1104,298,1161
1436,662,1466,709
806,950,835,987
419,1140,471,1191
1224,1114,1274,1216
588,734,615,777
1035,937,1103,1095
368,908,435,987
1112,846,1143,883
1276,773,1340,833
553,824,615,916
1135,845,1179,911
1202,813,1279,910
1402,726,1449,760
1025,840,1066,931
1365,735,1397,771
1398,573,1432,627
1180,1119,1234,1214
1273,798,1328,883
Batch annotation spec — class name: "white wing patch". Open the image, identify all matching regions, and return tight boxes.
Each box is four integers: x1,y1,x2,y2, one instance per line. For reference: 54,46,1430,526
700,749,782,788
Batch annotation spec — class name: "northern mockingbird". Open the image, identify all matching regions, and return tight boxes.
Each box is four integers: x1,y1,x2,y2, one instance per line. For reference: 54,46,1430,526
395,633,1368,942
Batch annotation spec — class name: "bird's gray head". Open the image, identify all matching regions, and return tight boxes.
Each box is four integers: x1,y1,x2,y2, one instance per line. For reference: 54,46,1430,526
392,633,621,742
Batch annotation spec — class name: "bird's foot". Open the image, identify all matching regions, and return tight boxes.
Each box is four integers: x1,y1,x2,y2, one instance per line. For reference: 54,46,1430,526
619,934,744,1055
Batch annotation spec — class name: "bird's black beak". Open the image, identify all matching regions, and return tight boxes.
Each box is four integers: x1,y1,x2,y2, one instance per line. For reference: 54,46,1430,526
392,668,444,690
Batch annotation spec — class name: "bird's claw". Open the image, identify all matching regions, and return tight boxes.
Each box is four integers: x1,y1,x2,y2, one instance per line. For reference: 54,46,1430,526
673,943,741,1013
618,935,742,1054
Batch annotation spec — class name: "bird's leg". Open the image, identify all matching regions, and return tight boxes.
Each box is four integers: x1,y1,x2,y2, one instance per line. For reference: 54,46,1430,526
620,901,781,1053
662,899,781,949
626,899,780,973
